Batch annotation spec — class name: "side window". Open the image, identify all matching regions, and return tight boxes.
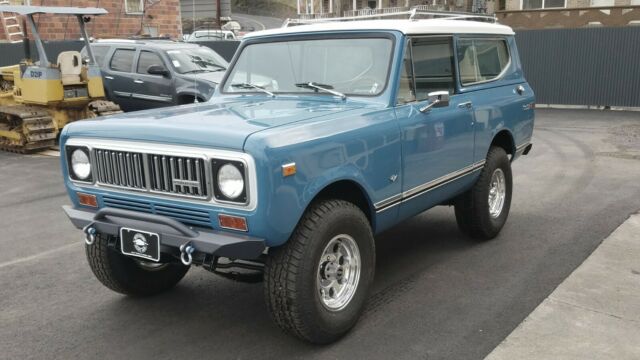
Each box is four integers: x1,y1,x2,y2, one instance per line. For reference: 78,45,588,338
410,37,455,100
137,51,164,74
457,39,510,86
109,49,135,72
396,40,416,104
83,45,110,66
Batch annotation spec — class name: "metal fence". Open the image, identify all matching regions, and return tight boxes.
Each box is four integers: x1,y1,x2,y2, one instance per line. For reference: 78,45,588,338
516,26,640,107
1,27,639,107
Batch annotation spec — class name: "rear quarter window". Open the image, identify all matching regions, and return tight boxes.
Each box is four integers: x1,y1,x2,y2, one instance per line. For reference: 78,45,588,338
457,38,510,86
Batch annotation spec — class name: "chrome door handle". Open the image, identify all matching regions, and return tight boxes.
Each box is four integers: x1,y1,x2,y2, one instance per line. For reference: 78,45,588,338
133,79,144,84
516,85,525,95
104,76,114,80
458,101,473,109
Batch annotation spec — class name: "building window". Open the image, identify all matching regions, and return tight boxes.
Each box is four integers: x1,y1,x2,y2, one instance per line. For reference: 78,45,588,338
125,0,144,14
522,0,565,9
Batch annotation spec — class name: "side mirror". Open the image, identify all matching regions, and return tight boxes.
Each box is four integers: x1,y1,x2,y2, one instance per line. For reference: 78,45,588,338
147,64,169,77
419,91,450,113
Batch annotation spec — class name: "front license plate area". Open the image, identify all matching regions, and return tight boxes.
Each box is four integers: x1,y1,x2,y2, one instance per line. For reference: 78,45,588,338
120,227,161,262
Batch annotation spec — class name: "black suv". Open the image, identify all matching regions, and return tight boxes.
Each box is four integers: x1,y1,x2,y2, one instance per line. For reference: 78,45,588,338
82,40,229,112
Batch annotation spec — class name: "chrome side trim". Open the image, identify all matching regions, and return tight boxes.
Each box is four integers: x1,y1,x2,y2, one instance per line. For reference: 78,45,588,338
131,93,173,103
375,160,486,213
113,91,131,98
65,138,258,212
373,193,402,210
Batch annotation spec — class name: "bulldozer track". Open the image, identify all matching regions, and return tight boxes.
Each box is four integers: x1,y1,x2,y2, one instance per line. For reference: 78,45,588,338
0,105,57,154
88,100,122,118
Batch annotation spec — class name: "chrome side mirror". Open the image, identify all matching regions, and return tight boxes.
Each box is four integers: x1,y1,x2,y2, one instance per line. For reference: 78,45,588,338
419,91,450,113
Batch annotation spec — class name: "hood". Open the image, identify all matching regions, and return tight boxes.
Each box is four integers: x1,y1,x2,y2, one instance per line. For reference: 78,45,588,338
63,98,371,150
181,70,225,84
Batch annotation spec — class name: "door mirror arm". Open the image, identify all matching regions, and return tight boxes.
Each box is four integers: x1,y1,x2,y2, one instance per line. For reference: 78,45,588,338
419,91,450,113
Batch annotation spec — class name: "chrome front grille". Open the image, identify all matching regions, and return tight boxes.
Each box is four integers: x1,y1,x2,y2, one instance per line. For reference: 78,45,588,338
94,149,146,189
93,149,208,199
148,155,206,197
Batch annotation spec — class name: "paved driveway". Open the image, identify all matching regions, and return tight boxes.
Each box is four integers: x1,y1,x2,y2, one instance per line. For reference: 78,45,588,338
1,109,639,359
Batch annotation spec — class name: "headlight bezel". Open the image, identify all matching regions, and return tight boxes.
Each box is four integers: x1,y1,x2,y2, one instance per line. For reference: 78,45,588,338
66,145,93,183
212,159,248,204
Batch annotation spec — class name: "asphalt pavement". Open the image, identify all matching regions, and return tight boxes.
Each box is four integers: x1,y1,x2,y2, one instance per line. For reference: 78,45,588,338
1,109,639,360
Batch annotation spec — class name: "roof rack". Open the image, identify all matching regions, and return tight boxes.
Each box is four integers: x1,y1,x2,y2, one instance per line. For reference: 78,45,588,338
283,8,496,27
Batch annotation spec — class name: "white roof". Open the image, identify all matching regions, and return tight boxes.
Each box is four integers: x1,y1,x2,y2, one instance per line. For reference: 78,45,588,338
244,19,514,39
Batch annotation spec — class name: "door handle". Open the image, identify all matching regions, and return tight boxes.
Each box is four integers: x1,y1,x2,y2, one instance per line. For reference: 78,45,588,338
133,79,144,84
104,76,114,80
516,85,525,95
458,101,473,109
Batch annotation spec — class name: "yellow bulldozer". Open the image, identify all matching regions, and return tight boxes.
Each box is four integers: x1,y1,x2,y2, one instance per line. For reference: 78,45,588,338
0,5,121,153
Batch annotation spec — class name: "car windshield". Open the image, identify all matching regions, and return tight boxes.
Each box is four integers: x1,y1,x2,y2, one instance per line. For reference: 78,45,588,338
165,47,229,74
222,37,393,97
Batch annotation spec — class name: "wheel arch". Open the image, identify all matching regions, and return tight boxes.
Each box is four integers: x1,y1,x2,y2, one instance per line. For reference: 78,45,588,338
306,179,375,228
490,129,516,158
176,91,205,104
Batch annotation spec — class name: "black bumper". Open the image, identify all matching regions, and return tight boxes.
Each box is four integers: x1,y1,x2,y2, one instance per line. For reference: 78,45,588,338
63,206,265,260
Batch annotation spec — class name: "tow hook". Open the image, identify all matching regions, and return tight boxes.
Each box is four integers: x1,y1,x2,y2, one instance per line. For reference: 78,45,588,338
83,224,96,246
179,242,195,266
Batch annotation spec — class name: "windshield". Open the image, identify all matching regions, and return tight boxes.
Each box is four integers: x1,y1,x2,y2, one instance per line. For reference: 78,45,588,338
165,47,229,74
222,37,393,97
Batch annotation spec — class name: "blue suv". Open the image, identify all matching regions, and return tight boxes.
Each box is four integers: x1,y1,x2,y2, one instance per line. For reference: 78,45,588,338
61,18,534,344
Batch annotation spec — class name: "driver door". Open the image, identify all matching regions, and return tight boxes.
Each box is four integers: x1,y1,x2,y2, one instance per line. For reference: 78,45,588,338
395,36,476,216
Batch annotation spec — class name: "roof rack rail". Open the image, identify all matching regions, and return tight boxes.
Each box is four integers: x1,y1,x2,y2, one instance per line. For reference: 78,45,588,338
283,8,497,27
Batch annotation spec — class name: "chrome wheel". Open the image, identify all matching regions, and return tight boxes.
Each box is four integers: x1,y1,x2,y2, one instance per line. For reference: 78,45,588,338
488,168,506,218
317,234,361,311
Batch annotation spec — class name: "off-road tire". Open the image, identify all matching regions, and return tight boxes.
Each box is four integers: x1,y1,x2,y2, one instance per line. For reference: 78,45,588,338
264,199,375,344
86,234,189,296
454,146,513,240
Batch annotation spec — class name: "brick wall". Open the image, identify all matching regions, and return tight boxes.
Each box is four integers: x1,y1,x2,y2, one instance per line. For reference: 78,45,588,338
1,0,182,42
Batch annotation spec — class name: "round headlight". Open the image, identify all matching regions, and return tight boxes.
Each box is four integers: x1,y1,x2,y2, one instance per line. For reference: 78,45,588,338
217,163,244,199
71,148,91,180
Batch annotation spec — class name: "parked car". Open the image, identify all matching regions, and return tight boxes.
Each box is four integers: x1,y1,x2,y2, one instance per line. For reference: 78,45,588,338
82,40,229,111
186,30,237,42
62,17,534,344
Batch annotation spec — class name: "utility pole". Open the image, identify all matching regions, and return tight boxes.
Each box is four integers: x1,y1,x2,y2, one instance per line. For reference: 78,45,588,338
216,0,221,29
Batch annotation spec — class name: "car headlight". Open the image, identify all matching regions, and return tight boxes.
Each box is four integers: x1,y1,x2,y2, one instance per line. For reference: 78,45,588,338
68,147,92,181
218,163,244,199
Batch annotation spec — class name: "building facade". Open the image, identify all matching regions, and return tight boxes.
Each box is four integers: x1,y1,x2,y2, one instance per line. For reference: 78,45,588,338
296,0,484,18
1,0,183,42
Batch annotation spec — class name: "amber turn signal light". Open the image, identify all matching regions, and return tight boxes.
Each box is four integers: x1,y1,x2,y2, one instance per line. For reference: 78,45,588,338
77,192,98,208
218,214,248,232
282,162,296,177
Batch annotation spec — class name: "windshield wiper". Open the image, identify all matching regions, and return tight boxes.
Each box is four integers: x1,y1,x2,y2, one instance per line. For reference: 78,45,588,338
182,69,207,74
295,82,346,100
231,83,275,97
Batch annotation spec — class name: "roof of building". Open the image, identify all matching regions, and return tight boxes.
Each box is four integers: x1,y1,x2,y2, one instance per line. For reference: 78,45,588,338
0,5,107,16
244,19,514,39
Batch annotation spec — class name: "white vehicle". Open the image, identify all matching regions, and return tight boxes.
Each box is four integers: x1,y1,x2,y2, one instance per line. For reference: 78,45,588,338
186,29,236,42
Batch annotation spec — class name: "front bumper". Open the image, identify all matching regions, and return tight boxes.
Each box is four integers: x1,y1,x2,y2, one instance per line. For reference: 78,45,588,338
63,206,265,260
